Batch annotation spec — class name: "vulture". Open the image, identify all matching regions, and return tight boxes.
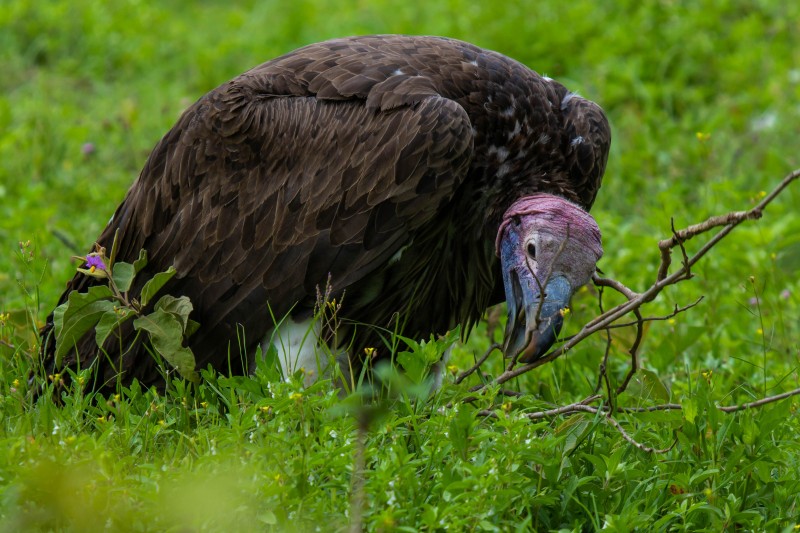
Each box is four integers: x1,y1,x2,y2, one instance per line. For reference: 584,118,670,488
39,35,610,392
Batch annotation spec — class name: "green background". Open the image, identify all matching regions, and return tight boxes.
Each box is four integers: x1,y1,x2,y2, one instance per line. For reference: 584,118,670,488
1,1,799,530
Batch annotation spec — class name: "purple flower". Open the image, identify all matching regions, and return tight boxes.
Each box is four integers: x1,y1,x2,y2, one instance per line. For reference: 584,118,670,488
781,289,791,300
81,142,95,156
85,255,106,271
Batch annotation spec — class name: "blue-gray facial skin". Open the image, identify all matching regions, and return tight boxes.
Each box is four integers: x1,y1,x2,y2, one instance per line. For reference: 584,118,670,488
498,197,603,363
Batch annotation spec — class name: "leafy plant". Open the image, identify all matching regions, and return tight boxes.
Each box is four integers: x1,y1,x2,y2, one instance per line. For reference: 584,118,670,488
2,1,800,531
52,237,199,382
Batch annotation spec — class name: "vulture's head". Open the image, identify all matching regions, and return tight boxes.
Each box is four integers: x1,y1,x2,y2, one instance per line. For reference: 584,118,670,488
497,194,603,362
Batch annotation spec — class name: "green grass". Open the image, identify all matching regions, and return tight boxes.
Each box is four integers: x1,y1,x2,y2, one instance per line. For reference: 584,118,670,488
2,0,800,530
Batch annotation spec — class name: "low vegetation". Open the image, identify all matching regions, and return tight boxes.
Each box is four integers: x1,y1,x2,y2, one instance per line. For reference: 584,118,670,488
2,1,799,530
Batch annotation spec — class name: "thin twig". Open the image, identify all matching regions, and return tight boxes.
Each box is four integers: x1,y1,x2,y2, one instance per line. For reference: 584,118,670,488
481,168,800,389
462,169,800,451
1,339,16,350
603,414,678,454
526,403,599,420
615,308,643,395
718,386,800,412
475,384,800,451
592,274,639,300
594,285,612,395
455,343,500,384
526,403,675,453
602,298,703,330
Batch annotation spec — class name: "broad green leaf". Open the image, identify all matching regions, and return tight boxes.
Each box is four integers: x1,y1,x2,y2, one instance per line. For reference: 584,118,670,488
140,266,176,307
154,295,193,332
133,308,199,382
112,261,136,292
133,249,148,273
94,307,136,348
396,331,458,384
53,285,115,365
397,348,428,384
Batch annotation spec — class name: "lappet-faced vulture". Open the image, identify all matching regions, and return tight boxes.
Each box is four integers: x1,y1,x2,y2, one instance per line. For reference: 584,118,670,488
40,35,610,391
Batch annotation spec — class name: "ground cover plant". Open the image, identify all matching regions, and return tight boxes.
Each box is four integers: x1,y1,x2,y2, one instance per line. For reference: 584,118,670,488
2,0,800,530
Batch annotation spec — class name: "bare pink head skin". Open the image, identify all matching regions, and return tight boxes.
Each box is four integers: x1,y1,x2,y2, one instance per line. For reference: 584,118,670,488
496,194,603,362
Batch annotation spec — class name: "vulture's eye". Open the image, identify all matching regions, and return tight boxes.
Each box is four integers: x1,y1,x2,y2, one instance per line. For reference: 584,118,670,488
527,242,536,259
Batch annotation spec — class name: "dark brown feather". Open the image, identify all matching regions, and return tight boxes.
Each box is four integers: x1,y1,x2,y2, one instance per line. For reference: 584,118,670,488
39,35,610,392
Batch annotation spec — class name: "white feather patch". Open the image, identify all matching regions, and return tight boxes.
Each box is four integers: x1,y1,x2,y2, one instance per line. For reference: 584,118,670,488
261,317,341,386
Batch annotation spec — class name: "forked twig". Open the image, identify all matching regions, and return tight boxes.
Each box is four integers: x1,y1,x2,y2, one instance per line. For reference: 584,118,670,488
481,168,799,389
456,343,500,384
615,307,643,395
460,168,800,451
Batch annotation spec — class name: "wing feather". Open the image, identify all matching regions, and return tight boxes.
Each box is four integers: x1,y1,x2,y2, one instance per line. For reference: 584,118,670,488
70,63,474,380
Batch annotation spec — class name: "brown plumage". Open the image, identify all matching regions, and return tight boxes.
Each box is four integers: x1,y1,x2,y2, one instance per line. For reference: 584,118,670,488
39,35,610,391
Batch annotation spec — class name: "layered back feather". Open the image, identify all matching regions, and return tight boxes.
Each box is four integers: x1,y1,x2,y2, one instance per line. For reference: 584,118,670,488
39,35,610,391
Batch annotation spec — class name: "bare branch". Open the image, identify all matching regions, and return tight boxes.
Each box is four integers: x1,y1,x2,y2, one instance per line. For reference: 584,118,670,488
615,308,643,395
455,343,500,384
525,402,676,453
603,298,703,330
461,168,800,446
603,414,678,454
594,284,614,398
592,273,639,300
1,339,16,350
479,168,800,389
718,386,800,413
525,403,599,419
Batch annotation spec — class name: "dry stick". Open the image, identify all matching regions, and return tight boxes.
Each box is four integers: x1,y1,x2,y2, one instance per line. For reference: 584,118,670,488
482,168,800,389
593,285,613,395
592,275,640,300
455,343,500,384
615,307,643,396
602,298,703,330
523,385,800,416
475,385,800,452
603,413,679,454
463,169,800,451
482,403,678,454
594,270,646,399
718,386,800,412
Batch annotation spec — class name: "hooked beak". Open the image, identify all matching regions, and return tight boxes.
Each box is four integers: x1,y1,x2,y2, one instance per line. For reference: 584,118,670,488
502,268,571,364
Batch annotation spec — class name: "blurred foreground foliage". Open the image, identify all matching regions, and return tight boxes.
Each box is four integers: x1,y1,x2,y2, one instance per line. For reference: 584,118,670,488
1,0,799,530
